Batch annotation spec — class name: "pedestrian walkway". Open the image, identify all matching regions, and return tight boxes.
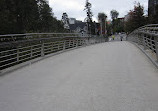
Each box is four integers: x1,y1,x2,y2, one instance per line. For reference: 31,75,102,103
0,41,158,111
109,34,126,41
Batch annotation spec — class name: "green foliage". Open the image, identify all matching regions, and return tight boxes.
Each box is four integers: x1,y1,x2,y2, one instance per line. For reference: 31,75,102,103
0,0,66,34
110,10,119,20
110,10,120,34
106,22,112,36
125,2,145,33
113,19,124,33
98,13,107,21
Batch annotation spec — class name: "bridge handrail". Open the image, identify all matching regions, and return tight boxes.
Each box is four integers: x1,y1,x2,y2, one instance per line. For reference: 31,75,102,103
0,33,92,43
0,33,107,71
127,24,158,61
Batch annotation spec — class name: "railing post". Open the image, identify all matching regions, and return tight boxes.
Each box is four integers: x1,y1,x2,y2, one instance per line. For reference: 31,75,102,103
63,40,66,50
17,47,19,62
132,34,135,42
58,42,60,51
82,39,84,46
73,39,75,47
143,34,147,50
41,42,44,57
154,36,158,61
31,46,33,58
136,33,139,43
138,33,141,45
150,36,153,51
51,42,53,52
79,39,81,46
86,38,89,45
76,39,78,47
69,39,70,48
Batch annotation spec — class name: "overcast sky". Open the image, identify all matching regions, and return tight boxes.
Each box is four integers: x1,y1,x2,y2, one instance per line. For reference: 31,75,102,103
49,0,148,22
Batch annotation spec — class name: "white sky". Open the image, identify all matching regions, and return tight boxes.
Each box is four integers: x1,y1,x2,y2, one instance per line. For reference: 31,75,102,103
49,0,148,22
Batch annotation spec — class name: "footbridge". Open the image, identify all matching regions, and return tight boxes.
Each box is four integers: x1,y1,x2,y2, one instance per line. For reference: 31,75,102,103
0,25,158,111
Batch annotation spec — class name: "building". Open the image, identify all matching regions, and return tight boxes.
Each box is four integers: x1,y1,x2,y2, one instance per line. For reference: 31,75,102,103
148,0,158,16
69,18,88,35
68,18,100,36
69,18,76,25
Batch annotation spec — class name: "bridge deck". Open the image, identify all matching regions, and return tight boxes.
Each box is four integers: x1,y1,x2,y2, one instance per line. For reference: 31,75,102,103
0,41,158,111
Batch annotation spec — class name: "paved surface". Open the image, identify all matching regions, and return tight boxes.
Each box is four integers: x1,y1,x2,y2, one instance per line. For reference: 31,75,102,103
0,41,158,111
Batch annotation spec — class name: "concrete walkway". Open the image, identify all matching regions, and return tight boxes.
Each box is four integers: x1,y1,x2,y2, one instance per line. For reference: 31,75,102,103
0,41,158,111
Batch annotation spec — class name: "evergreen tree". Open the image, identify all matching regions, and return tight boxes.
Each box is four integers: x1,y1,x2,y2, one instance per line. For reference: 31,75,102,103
62,13,70,30
110,10,119,34
110,10,119,20
0,0,66,34
84,0,95,35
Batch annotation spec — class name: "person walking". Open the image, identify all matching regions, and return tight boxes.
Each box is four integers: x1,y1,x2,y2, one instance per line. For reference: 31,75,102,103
120,35,123,41
112,35,115,40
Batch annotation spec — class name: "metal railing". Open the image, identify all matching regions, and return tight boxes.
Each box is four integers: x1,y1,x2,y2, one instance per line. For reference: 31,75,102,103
0,33,106,71
127,24,158,61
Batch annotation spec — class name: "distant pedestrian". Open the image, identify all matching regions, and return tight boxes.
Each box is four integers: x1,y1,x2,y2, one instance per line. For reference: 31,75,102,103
112,35,115,40
120,35,123,41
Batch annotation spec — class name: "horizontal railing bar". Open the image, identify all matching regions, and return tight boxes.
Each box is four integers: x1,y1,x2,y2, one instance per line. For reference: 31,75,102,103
32,47,41,51
0,56,17,63
19,53,31,58
19,50,31,54
0,48,17,54
32,54,41,58
0,60,18,68
32,44,42,47
32,51,41,55
0,33,80,37
0,53,17,59
19,57,31,62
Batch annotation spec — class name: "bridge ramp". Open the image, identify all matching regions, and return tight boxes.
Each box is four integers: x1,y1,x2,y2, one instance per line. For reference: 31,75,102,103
0,41,158,111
